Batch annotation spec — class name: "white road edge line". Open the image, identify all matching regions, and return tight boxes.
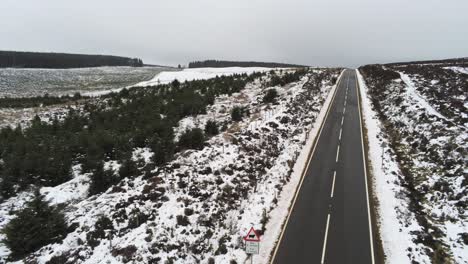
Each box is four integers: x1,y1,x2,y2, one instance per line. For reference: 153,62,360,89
336,145,340,162
355,69,376,264
321,214,331,264
269,70,345,263
331,171,336,198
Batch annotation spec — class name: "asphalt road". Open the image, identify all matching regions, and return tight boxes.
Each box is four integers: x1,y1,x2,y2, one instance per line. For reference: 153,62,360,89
271,70,375,264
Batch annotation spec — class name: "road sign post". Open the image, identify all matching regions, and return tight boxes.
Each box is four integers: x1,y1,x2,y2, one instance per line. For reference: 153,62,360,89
244,227,261,264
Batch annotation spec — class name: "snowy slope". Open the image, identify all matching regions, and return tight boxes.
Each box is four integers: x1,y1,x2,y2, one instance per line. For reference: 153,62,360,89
357,71,431,263
0,68,341,263
133,67,275,87
358,63,467,264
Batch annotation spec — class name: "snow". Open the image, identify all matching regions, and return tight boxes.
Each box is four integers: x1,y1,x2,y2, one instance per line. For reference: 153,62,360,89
444,66,468,75
41,165,90,205
398,71,448,121
133,67,275,87
357,70,431,264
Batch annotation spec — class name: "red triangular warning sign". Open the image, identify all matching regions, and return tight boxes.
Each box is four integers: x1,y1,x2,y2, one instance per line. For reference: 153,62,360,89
243,227,261,242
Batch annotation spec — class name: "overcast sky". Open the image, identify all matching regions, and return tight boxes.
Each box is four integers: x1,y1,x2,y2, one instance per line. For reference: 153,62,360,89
2,0,467,67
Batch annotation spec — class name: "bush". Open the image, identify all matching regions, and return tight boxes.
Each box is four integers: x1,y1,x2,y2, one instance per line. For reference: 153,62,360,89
178,128,205,150
86,215,114,248
231,106,244,122
205,120,219,136
215,236,228,255
3,189,68,261
112,245,138,263
176,215,190,226
263,89,278,103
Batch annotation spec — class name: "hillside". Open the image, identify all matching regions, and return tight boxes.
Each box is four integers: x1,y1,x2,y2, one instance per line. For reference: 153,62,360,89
188,60,307,69
358,60,467,263
0,67,341,263
0,51,143,69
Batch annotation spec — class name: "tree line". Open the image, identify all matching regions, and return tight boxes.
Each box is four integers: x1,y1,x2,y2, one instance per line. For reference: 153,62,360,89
0,92,85,108
188,60,307,68
0,51,143,68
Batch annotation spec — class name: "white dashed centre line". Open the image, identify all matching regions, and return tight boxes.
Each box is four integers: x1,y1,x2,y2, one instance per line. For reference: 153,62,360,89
341,116,344,126
331,171,336,198
321,214,331,264
336,145,340,162
339,128,342,141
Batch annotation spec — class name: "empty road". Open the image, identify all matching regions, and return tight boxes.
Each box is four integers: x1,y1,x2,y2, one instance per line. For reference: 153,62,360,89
271,70,375,264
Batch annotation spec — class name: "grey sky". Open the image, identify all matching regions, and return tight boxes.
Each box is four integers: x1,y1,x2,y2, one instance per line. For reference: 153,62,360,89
2,0,467,67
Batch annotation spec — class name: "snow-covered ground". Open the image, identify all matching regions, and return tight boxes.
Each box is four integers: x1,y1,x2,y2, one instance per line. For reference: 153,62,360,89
133,67,274,87
0,68,341,263
358,63,467,263
0,66,166,98
357,70,431,263
444,66,468,75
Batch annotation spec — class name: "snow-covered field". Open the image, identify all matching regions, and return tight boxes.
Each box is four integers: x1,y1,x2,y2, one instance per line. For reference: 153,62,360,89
133,67,275,87
358,63,467,263
0,66,167,97
0,67,341,263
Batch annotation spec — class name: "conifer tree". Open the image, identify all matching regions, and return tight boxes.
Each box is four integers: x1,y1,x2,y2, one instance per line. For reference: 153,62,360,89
89,162,115,196
2,189,68,260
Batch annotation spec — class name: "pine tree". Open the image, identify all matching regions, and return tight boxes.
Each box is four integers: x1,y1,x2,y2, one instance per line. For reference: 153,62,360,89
119,159,139,179
89,162,115,196
231,106,243,122
2,189,68,260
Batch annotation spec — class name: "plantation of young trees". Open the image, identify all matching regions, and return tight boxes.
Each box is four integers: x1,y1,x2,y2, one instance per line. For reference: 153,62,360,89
0,72,265,199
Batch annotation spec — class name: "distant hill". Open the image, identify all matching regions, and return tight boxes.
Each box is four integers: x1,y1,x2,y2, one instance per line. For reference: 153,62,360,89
0,51,143,69
384,57,468,67
188,60,307,68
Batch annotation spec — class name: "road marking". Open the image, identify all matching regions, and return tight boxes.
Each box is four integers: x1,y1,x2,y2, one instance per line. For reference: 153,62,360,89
331,171,336,198
343,106,346,114
270,70,345,263
321,214,331,264
341,116,344,126
355,70,376,264
336,145,340,162
339,128,342,141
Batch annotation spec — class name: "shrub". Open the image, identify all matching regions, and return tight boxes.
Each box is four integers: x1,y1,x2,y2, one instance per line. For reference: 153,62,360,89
176,215,190,226
86,215,114,248
231,106,244,122
215,236,228,255
3,189,68,261
178,128,205,150
112,245,138,263
46,252,70,264
184,208,194,216
263,89,278,103
205,120,219,136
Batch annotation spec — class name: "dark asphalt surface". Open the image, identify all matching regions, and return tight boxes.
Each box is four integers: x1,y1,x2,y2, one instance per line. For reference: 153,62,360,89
272,70,374,264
